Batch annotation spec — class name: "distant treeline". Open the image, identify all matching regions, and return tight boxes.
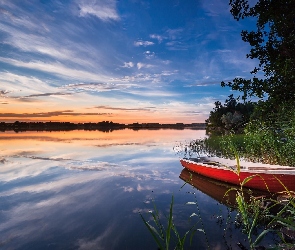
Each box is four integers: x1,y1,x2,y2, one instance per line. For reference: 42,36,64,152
0,121,206,132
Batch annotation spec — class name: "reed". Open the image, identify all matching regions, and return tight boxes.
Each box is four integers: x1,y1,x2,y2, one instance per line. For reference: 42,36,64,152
201,130,295,167
140,195,207,250
223,136,295,249
144,134,295,249
141,180,295,249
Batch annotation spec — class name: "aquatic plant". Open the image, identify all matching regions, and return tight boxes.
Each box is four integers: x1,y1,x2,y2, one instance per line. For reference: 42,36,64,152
182,130,295,167
140,195,207,250
146,130,295,249
222,137,295,249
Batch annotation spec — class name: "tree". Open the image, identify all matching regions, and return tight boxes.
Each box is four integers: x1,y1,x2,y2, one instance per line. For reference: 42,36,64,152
205,95,255,135
221,0,295,103
221,111,243,131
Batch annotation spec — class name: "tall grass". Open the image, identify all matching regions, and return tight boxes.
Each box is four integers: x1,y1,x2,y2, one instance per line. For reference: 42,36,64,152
144,132,295,249
210,136,295,249
243,126,295,166
217,135,295,249
140,195,209,250
141,178,295,249
185,131,295,167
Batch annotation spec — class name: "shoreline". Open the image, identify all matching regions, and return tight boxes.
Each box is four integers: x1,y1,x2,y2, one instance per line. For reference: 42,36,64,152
0,121,206,132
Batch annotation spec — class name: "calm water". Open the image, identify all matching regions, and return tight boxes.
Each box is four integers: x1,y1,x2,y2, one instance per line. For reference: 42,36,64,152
0,129,269,249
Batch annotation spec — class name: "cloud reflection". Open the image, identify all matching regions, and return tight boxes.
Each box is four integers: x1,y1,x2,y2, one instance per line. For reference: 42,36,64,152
76,223,117,250
0,129,207,248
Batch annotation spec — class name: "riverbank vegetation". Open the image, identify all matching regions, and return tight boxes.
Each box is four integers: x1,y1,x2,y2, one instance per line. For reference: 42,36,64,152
198,0,295,247
142,0,295,249
205,0,295,166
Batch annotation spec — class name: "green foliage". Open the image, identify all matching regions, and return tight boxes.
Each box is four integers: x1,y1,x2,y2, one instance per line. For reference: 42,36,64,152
214,137,295,249
267,196,295,249
205,94,255,135
140,196,203,250
185,130,295,166
221,0,295,146
248,100,295,131
222,0,295,102
243,102,295,166
204,98,295,166
243,125,295,166
206,134,245,159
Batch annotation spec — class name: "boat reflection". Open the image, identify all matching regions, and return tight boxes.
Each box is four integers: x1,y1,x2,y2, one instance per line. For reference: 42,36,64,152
179,168,274,208
180,168,295,245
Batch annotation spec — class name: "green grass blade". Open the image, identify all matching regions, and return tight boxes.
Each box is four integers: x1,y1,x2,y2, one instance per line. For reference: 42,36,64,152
240,174,257,186
140,213,164,249
180,172,193,190
236,193,249,229
248,206,259,240
165,195,174,250
152,202,164,238
253,229,272,246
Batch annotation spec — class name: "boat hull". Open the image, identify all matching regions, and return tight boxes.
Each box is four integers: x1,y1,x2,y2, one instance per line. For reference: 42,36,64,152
180,159,295,193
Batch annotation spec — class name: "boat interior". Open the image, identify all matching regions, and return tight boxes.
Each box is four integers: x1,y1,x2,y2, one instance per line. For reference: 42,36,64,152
184,157,295,173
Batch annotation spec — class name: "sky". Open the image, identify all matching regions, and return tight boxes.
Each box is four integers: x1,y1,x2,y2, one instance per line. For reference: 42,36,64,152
0,0,258,124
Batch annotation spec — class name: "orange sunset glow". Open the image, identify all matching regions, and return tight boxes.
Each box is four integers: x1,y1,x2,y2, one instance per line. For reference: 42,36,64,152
1,102,210,124
0,0,254,125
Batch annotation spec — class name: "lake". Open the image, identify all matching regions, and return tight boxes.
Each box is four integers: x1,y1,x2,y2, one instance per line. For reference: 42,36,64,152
0,129,273,249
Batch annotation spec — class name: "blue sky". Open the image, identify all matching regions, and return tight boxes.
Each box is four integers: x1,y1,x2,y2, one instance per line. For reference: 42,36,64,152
0,0,257,123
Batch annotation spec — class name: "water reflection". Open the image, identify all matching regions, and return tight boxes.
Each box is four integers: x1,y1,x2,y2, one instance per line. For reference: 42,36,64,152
179,169,293,248
0,129,270,249
0,129,206,249
179,168,273,208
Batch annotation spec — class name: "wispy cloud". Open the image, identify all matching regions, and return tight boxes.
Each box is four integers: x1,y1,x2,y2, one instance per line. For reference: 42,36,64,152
114,70,178,85
0,23,74,61
0,57,110,82
122,186,134,192
150,34,164,43
0,11,78,62
136,62,154,70
122,62,134,68
165,28,184,40
166,41,189,51
0,4,120,83
0,0,256,123
0,110,110,118
126,89,179,98
61,82,132,93
77,0,120,21
94,105,153,112
202,1,231,17
0,72,60,99
6,92,72,103
143,51,155,59
24,92,70,98
0,90,10,96
134,40,154,47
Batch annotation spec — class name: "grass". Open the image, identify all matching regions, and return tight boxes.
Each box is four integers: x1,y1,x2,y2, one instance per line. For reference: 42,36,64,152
143,130,295,249
216,136,295,249
140,195,208,250
146,134,295,249
201,131,295,167
141,174,295,249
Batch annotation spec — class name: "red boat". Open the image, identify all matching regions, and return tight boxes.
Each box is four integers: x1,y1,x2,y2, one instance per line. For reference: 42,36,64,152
180,157,295,193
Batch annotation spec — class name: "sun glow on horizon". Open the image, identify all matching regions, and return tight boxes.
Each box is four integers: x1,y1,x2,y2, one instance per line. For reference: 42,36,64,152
0,1,254,125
